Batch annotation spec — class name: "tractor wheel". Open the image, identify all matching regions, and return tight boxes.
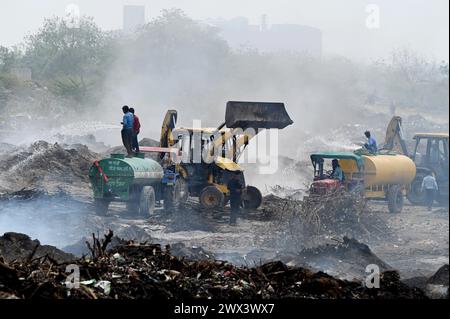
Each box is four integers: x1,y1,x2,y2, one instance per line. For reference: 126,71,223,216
164,178,189,211
242,186,263,209
387,185,404,214
200,186,224,209
139,186,156,217
94,199,110,216
407,173,427,205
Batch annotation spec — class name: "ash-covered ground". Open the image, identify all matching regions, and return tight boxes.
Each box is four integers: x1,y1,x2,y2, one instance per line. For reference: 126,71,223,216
0,107,448,299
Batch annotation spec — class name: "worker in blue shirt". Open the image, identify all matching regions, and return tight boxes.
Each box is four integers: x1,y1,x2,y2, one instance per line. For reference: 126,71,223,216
121,105,134,156
364,131,378,154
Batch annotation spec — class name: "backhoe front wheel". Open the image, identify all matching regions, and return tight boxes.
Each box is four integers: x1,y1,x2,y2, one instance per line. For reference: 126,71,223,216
242,186,263,209
387,185,404,214
200,186,224,209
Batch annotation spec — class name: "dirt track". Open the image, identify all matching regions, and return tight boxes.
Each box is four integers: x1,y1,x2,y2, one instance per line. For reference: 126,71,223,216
369,202,449,278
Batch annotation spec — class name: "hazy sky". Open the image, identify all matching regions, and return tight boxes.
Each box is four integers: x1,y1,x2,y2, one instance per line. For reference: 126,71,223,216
0,0,448,62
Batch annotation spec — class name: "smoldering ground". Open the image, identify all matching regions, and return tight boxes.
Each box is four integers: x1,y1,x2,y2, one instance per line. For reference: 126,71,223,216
0,192,91,248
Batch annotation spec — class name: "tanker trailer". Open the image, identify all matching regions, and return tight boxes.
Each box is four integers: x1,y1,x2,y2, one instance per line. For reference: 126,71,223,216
89,153,178,216
308,152,416,213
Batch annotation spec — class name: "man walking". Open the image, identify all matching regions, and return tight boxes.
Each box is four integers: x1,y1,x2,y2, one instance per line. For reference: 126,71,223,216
129,108,141,153
121,105,134,157
227,172,243,226
421,172,439,211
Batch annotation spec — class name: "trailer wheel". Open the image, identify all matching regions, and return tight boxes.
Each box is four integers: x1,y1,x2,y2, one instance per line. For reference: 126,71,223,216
94,199,110,216
242,186,263,209
139,186,156,217
126,187,140,214
200,186,224,209
387,185,404,214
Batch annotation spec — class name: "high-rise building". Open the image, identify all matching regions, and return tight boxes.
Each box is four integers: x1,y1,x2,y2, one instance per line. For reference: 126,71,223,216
205,16,322,57
123,5,146,32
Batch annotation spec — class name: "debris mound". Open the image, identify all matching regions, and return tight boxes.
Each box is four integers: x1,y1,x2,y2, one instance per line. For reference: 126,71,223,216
0,232,427,299
403,265,449,299
427,264,449,286
0,232,76,264
263,190,390,249
0,141,98,194
285,237,393,280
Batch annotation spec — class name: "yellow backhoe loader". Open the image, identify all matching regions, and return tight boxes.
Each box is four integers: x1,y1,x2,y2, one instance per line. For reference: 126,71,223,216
147,101,293,210
382,116,449,206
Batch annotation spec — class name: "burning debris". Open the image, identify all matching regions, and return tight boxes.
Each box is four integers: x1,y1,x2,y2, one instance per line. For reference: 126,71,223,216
0,232,429,299
261,190,390,251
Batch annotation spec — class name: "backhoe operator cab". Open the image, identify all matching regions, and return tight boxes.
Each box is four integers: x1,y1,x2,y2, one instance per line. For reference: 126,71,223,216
168,128,257,210
412,134,449,170
408,133,449,205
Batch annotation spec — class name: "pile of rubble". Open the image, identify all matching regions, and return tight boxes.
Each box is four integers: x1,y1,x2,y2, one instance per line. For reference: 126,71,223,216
0,233,76,264
0,141,98,195
261,190,390,250
0,232,432,299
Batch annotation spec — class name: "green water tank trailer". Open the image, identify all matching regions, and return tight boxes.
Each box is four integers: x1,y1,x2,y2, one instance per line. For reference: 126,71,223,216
89,153,166,217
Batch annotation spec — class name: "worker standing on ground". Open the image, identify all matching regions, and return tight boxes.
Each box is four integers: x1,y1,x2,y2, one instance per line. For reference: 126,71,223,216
129,108,141,153
331,159,345,182
121,105,134,157
364,131,378,154
227,172,243,226
421,172,439,211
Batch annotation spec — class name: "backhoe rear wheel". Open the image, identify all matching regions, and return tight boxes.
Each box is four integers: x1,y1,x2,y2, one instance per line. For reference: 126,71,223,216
200,186,224,209
407,172,427,205
387,184,404,214
242,186,263,209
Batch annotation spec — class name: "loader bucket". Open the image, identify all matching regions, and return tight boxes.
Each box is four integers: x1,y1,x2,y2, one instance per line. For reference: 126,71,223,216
225,101,293,129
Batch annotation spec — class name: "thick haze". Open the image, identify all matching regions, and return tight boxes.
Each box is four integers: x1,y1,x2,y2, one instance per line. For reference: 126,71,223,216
0,0,449,62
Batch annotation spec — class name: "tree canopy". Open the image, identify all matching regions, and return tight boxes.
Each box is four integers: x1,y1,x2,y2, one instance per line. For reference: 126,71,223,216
0,9,448,119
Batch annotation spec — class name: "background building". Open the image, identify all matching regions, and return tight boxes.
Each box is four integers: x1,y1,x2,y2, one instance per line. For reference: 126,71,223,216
123,5,146,33
205,15,322,57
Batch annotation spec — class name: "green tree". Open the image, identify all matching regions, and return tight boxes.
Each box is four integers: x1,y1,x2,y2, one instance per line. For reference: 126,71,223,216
0,46,20,73
23,16,115,105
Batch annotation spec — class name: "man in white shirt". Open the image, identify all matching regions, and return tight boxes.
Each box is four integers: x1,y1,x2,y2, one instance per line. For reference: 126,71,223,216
421,172,439,211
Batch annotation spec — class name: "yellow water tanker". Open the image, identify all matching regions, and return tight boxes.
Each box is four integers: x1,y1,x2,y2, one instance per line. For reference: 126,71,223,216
363,155,416,186
310,151,417,214
340,154,416,186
